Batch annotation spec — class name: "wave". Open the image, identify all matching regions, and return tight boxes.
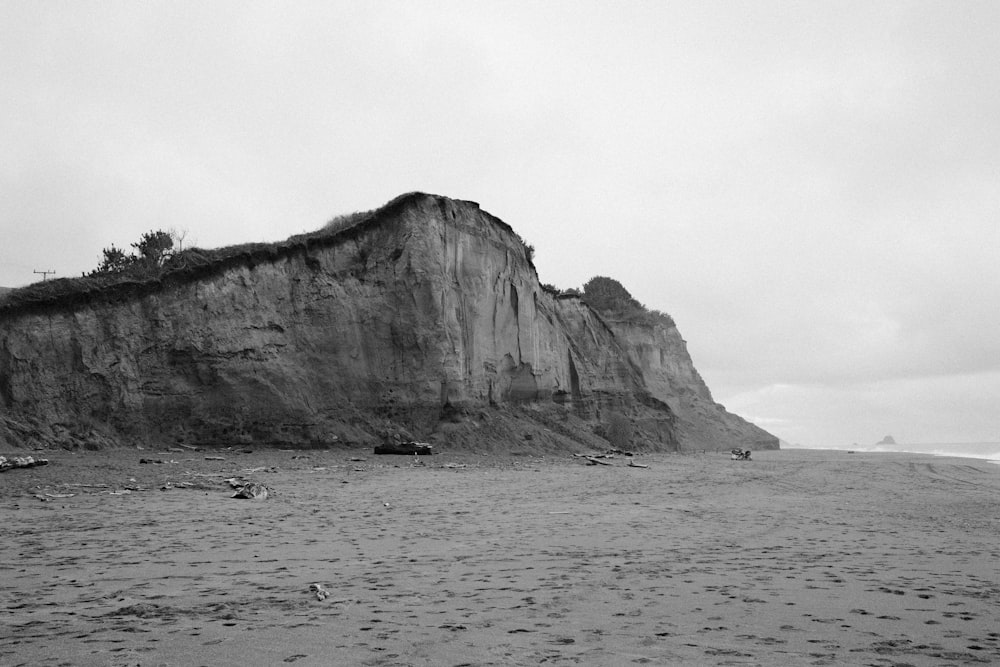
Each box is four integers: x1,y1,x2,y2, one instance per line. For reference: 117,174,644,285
795,442,1000,462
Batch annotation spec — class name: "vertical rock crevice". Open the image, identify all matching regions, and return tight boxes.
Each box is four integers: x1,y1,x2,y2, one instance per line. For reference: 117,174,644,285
509,281,520,364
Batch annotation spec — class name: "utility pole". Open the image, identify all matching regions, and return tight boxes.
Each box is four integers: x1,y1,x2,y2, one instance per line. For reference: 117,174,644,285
33,269,56,281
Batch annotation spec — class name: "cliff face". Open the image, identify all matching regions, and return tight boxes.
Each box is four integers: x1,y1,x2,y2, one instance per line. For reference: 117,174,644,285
0,193,777,453
608,320,775,450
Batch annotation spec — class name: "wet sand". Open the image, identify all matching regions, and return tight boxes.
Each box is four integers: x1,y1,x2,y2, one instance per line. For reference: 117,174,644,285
2,447,998,666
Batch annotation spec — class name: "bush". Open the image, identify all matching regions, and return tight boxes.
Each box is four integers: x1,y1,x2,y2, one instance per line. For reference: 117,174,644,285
92,230,176,276
583,276,643,313
94,245,133,274
581,276,675,327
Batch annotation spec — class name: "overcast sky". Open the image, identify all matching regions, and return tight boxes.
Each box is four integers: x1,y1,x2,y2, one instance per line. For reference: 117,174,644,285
2,1,998,449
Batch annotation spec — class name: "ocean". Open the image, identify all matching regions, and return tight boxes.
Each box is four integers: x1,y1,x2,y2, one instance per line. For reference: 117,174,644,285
791,441,1000,463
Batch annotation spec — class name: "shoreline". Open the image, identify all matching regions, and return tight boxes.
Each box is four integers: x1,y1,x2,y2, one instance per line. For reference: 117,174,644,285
3,447,999,665
783,444,1000,464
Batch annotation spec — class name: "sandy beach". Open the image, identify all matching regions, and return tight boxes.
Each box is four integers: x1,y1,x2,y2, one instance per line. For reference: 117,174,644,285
2,447,998,666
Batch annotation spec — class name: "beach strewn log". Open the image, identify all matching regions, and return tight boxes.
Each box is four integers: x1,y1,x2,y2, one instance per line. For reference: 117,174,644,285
0,455,48,472
374,442,434,455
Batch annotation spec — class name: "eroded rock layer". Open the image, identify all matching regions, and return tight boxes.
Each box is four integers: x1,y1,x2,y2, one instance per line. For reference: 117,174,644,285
0,193,777,452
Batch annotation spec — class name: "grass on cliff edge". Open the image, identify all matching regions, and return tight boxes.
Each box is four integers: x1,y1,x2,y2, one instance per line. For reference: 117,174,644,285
0,193,542,317
0,206,379,315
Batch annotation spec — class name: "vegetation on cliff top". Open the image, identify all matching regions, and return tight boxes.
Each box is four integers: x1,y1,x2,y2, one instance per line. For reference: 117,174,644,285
92,230,178,276
542,277,676,328
0,193,540,316
0,194,658,329
583,276,676,328
0,203,380,315
574,276,675,328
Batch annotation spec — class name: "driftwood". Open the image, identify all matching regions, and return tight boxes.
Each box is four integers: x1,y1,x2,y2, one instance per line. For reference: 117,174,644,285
374,442,433,456
0,455,48,473
574,452,649,469
573,448,633,460
584,456,613,466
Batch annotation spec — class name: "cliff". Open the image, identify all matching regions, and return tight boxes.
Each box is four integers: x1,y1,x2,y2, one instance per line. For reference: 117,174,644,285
0,193,777,453
606,318,773,451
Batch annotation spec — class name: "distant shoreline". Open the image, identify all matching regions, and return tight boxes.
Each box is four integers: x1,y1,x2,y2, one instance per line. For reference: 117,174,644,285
783,442,1000,463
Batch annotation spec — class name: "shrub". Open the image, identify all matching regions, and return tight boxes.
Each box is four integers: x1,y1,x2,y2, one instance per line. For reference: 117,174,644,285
582,276,645,314
91,230,176,277
582,276,674,327
93,245,133,274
